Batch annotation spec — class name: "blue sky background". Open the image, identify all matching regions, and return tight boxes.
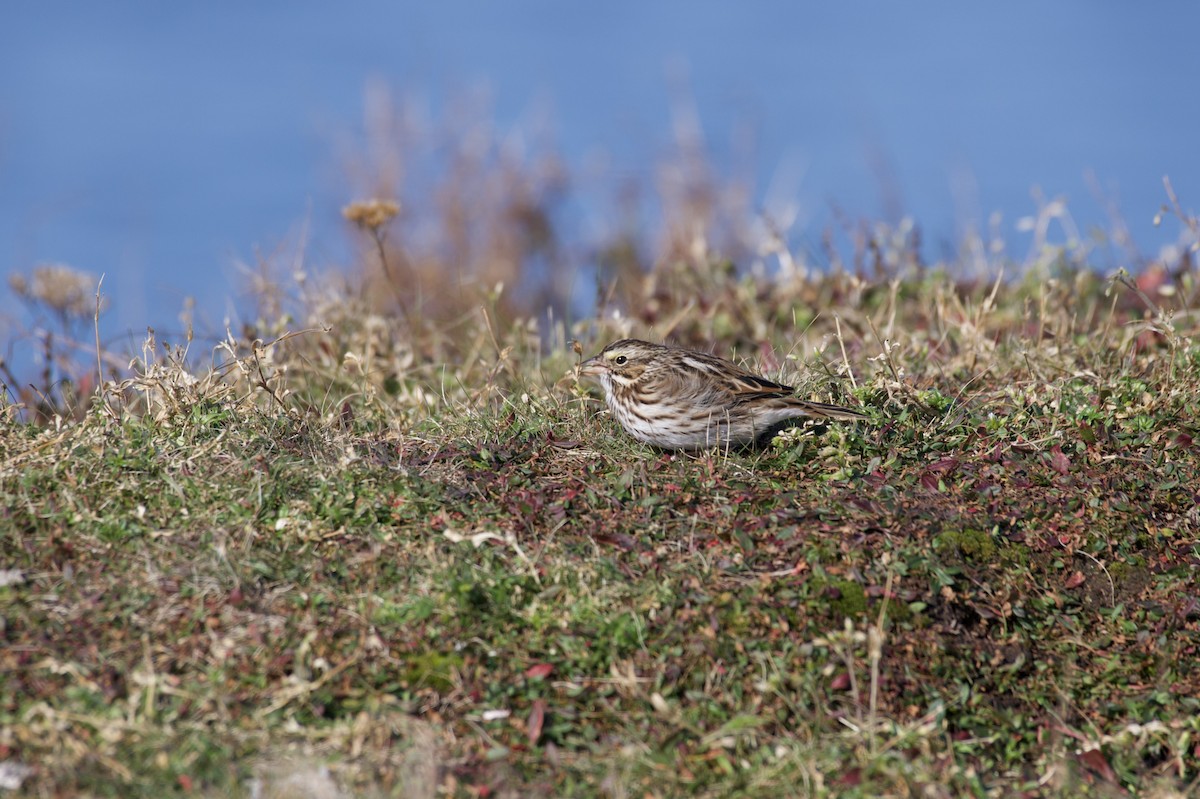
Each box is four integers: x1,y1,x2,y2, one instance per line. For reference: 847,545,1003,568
3,2,1199,357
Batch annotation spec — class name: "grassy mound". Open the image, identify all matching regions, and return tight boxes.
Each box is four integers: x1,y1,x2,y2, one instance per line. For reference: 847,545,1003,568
3,245,1199,798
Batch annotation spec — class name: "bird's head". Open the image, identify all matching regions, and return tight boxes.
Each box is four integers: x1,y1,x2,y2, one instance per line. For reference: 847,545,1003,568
577,339,663,388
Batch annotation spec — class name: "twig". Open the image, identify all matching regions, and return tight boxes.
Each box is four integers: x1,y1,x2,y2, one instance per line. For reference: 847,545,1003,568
1073,550,1116,607
834,314,857,390
94,274,104,391
94,274,117,420
1163,175,1200,239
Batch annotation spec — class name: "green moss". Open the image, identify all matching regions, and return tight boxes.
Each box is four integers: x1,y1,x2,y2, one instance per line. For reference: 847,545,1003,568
936,528,999,563
813,578,869,620
935,529,1031,573
400,651,463,693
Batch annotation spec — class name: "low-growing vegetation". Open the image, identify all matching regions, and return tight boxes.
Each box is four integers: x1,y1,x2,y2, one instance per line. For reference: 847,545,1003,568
2,101,1199,797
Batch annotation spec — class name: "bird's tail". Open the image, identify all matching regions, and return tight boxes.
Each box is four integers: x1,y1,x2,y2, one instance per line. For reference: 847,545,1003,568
793,399,870,421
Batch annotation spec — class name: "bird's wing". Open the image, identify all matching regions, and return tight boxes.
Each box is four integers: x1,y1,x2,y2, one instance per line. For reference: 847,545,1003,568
667,350,795,404
659,348,867,420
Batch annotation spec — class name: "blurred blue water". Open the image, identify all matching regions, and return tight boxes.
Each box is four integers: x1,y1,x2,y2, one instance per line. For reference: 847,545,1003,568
2,2,1198,359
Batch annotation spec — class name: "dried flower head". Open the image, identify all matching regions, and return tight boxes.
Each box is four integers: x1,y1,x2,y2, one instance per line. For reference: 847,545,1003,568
9,263,107,321
342,199,401,231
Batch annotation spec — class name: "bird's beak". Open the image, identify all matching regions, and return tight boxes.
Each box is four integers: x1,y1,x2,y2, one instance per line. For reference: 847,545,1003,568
577,357,605,377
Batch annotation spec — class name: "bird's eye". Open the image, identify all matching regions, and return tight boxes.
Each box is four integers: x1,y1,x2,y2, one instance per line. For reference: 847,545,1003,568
614,355,627,365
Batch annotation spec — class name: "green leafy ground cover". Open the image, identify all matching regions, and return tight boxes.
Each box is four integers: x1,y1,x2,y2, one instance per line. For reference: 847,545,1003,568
2,254,1198,798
